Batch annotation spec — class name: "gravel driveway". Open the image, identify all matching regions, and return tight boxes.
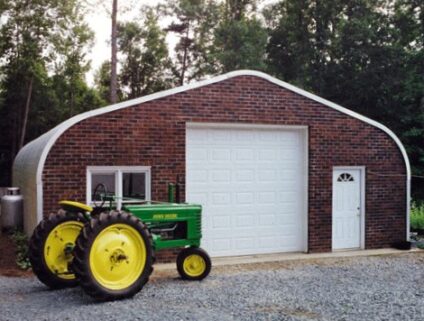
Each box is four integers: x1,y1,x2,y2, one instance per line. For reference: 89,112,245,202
0,252,423,321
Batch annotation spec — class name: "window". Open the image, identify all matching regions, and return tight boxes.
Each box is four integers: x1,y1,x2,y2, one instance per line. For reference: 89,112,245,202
337,173,354,182
123,173,146,199
87,166,151,209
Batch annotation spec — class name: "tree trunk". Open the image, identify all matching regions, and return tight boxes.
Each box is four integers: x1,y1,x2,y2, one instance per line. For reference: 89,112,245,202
180,23,190,86
110,0,118,104
19,76,34,150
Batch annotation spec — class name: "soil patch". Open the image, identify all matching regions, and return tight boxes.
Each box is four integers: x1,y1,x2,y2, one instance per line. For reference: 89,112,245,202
0,232,32,277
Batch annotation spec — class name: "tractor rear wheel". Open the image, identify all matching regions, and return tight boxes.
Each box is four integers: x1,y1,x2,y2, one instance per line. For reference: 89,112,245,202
176,247,211,281
73,211,154,301
29,210,84,289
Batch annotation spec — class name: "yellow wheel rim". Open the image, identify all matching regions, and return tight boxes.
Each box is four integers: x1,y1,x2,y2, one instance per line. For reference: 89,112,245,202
183,254,206,277
89,224,147,290
44,221,83,280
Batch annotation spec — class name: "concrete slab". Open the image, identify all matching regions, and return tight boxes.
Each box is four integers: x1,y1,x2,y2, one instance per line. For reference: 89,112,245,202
154,248,422,271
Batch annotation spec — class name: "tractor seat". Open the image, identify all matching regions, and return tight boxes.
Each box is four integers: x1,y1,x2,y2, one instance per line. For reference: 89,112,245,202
59,200,93,213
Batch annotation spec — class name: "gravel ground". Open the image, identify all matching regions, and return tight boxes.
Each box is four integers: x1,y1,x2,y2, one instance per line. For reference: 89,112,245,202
0,252,423,321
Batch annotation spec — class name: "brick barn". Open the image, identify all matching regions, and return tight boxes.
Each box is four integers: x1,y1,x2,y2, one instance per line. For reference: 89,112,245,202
13,70,410,256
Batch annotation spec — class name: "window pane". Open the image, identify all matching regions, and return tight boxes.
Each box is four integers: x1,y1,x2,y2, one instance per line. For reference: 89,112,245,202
91,173,115,201
123,173,146,200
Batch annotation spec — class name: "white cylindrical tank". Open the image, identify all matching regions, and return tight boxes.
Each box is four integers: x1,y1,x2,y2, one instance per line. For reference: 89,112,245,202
1,187,24,229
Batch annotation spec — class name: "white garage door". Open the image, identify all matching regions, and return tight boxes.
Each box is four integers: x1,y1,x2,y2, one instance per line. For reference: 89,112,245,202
186,125,307,257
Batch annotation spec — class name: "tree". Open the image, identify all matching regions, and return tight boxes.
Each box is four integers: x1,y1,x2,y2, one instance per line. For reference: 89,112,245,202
266,0,315,87
0,0,67,154
391,0,424,199
163,0,220,85
85,0,142,103
0,0,101,185
266,0,424,199
224,0,257,20
110,0,118,103
52,5,104,117
211,0,268,73
118,9,173,99
212,18,267,73
94,61,114,104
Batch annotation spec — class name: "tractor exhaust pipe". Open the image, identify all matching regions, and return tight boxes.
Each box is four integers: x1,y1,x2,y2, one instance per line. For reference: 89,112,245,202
168,175,183,203
176,174,182,203
168,183,176,203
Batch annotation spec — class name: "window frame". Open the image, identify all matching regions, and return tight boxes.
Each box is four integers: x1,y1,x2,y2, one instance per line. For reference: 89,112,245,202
86,166,151,210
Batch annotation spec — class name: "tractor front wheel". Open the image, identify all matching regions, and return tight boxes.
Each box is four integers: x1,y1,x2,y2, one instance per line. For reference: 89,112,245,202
73,211,154,301
176,247,211,281
29,210,84,289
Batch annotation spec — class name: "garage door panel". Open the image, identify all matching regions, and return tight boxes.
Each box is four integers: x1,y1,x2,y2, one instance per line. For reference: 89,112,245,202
259,214,277,226
211,192,231,204
210,239,231,252
257,191,277,204
235,215,256,227
188,147,208,160
234,148,255,161
235,192,255,204
211,227,257,238
233,238,257,250
187,126,306,257
276,213,299,225
278,201,299,212
209,130,232,143
281,169,298,179
212,215,231,228
187,130,208,143
259,236,280,248
187,169,208,182
188,192,208,204
210,148,231,161
210,170,231,182
234,169,255,181
258,169,279,181
258,149,278,161
280,191,298,201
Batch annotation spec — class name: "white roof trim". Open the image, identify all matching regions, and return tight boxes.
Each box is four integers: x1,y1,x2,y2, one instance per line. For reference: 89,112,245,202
14,69,411,239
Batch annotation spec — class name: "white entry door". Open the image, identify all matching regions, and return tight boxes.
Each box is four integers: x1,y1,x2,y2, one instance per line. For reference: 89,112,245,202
186,125,307,257
332,168,363,250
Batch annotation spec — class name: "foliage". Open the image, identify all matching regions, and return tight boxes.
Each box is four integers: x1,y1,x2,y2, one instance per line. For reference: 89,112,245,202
162,0,220,84
212,16,267,73
0,0,103,185
94,61,114,104
265,0,424,199
211,0,267,73
118,8,173,99
411,202,424,231
10,229,31,270
50,4,105,117
0,0,423,202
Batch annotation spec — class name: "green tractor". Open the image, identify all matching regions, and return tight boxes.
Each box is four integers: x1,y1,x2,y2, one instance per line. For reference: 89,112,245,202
28,183,211,301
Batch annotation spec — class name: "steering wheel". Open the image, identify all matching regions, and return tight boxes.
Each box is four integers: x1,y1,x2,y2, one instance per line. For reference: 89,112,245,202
92,183,108,208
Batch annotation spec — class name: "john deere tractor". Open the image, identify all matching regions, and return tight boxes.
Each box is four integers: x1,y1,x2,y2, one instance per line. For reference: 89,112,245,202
29,183,211,301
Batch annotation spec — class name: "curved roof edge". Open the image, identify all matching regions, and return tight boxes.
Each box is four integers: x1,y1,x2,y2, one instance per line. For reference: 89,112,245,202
13,69,411,236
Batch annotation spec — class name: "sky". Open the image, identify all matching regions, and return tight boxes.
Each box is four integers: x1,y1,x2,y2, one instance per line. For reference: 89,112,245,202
84,0,276,85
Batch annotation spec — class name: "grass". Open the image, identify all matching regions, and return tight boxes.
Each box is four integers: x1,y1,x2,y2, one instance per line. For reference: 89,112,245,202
10,229,31,270
411,202,424,232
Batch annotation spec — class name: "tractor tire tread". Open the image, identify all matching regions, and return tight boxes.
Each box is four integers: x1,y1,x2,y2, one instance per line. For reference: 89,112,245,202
29,211,85,289
176,247,212,281
73,210,154,301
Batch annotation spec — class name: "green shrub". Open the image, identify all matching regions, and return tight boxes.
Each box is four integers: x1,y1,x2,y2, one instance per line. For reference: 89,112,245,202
10,229,31,270
410,202,424,231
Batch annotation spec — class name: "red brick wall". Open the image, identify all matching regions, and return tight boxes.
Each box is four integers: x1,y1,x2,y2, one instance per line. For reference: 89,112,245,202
43,75,407,258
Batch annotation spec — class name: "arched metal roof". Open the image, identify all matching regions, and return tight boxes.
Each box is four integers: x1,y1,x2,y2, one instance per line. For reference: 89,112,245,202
13,70,411,236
